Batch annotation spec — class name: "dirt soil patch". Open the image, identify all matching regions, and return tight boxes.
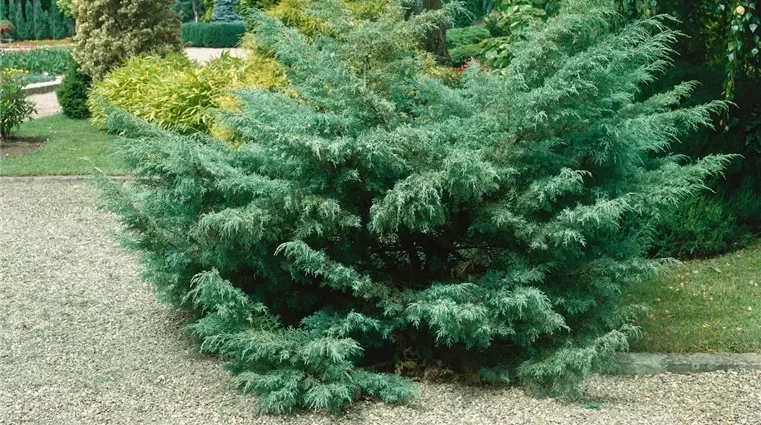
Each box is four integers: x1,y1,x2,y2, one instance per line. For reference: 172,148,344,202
0,136,45,158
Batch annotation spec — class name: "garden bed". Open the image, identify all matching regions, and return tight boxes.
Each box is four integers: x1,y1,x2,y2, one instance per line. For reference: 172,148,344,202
0,135,44,158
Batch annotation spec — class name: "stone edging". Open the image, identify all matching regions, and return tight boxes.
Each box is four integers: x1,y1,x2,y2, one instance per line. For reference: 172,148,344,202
616,352,761,375
22,76,63,95
0,175,130,182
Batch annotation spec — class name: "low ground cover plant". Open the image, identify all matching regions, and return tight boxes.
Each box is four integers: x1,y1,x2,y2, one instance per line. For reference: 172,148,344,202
102,0,731,413
0,47,72,75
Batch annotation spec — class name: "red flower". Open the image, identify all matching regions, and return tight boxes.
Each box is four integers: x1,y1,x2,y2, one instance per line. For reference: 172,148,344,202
454,58,489,75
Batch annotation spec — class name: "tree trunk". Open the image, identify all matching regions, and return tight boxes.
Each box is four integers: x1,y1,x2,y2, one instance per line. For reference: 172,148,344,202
192,0,199,22
421,0,451,66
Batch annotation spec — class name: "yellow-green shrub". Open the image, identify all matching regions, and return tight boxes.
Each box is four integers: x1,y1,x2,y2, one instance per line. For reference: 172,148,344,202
263,0,388,38
90,51,285,135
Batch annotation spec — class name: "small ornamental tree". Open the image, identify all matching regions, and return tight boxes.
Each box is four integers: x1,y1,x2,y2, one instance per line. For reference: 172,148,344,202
1,69,36,139
101,0,732,413
71,0,183,80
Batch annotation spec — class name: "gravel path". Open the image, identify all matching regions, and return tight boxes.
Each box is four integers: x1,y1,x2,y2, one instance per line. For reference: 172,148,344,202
184,47,247,63
1,180,760,425
28,92,62,119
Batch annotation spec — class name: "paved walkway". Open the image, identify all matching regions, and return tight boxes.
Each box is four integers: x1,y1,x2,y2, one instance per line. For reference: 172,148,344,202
29,91,62,119
1,180,760,424
185,47,247,63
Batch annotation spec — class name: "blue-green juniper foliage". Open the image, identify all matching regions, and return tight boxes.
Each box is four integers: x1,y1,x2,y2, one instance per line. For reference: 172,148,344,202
100,0,732,413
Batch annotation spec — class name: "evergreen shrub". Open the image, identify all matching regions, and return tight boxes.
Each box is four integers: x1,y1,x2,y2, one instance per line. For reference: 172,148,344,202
650,181,761,259
239,0,279,13
57,60,92,119
33,1,51,40
448,42,484,66
50,0,72,39
446,25,491,49
12,1,27,39
182,22,245,47
101,0,733,413
71,0,183,80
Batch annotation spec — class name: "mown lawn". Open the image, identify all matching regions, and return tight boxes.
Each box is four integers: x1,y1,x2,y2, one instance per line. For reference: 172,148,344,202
625,240,761,353
0,114,125,176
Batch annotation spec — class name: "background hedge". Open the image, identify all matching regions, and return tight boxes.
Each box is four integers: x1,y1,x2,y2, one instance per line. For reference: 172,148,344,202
182,22,244,47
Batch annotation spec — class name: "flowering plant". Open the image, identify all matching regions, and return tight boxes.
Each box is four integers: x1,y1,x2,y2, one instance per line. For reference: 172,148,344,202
0,19,14,39
1,68,36,139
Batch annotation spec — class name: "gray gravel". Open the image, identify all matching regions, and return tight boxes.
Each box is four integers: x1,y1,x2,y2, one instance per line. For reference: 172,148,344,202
28,92,62,119
184,47,247,64
1,180,760,425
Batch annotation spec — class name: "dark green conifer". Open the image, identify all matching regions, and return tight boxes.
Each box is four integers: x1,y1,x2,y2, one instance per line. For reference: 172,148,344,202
50,0,69,39
33,0,50,40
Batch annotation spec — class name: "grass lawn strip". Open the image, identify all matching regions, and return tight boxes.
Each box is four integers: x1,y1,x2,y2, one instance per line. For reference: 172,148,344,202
0,114,124,176
626,241,761,353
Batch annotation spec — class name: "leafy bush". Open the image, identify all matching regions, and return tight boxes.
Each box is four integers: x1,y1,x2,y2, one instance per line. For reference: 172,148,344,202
0,47,73,75
0,68,36,139
239,0,279,13
446,25,491,48
446,0,495,27
182,22,245,47
448,42,484,66
57,0,74,16
650,179,761,259
57,61,92,119
211,0,241,22
90,52,284,134
476,0,550,70
71,0,183,80
101,0,732,413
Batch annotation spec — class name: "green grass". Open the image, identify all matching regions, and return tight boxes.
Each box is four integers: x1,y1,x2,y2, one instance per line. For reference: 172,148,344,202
625,241,761,353
0,114,125,176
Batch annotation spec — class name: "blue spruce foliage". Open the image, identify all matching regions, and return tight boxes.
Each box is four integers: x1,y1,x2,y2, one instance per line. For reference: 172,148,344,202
211,0,241,22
